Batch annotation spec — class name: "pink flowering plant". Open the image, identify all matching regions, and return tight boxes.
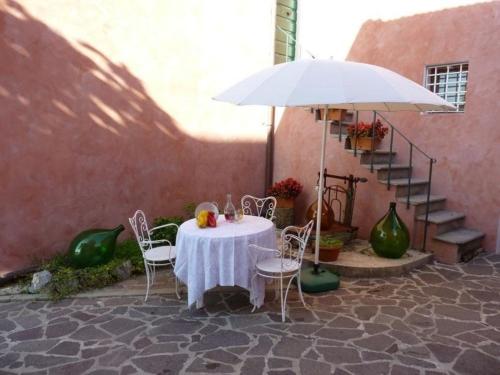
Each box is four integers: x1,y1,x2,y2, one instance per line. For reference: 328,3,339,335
347,119,388,141
268,178,303,199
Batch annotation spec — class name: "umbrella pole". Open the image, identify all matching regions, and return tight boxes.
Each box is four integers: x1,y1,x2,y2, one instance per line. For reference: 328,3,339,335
299,104,340,293
314,105,329,272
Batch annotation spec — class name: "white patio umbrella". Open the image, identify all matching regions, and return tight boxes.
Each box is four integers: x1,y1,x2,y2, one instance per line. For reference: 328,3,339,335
214,59,454,280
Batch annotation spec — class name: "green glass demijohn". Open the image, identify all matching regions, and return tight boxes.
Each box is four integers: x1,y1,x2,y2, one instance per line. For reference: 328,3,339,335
68,225,125,268
370,202,410,259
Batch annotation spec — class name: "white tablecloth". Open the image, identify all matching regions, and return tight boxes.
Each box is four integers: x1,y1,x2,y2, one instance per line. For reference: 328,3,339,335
174,215,276,308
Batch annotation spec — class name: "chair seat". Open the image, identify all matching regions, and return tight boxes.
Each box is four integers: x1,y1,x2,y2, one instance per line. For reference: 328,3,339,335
256,257,300,277
144,246,176,263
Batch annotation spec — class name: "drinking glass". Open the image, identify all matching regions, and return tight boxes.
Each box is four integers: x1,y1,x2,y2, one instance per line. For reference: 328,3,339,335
235,208,244,223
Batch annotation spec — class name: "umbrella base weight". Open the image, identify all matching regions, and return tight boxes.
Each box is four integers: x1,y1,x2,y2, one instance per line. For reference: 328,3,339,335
300,266,340,293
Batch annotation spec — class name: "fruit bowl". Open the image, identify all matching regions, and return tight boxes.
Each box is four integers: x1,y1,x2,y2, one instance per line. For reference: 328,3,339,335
195,202,219,220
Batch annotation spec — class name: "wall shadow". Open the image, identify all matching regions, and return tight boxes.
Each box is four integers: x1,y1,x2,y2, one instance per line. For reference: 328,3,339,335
0,1,266,275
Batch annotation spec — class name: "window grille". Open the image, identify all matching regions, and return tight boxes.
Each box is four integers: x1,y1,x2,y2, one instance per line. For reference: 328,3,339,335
425,62,468,112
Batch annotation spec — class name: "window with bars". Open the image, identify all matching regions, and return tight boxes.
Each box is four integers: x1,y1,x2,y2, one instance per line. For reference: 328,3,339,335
425,63,468,112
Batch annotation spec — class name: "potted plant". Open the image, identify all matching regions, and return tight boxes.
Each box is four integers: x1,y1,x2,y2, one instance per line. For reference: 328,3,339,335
267,178,303,208
318,236,343,262
347,119,388,151
268,178,303,229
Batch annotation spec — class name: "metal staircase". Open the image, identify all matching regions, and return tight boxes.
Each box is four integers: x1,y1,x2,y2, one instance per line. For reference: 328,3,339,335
315,109,485,264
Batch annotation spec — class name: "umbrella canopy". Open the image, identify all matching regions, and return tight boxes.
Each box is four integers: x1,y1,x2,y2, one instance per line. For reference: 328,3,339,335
214,59,454,111
214,58,454,273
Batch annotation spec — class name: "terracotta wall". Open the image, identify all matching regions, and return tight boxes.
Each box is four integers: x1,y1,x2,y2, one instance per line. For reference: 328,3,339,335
0,0,274,275
274,2,500,251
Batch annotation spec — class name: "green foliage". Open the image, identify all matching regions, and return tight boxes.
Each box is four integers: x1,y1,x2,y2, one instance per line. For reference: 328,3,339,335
150,216,183,245
42,214,184,301
49,267,79,299
319,236,343,249
183,202,196,219
45,239,144,301
114,239,143,273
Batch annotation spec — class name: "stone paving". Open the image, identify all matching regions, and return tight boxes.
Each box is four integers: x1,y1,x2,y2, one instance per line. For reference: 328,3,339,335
1,253,500,374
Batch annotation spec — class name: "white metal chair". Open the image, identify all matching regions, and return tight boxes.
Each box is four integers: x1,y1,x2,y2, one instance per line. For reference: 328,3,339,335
129,210,180,301
241,195,277,221
249,220,314,322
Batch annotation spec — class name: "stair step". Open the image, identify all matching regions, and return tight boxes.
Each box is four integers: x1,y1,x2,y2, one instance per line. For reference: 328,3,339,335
363,164,411,179
346,149,397,164
434,228,485,245
379,178,429,198
346,149,396,155
329,122,354,133
397,194,447,215
397,194,446,206
416,210,465,224
378,178,428,186
361,164,410,170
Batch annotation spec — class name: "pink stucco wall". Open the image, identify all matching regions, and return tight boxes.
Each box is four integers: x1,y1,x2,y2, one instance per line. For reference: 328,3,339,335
274,2,500,251
0,1,272,275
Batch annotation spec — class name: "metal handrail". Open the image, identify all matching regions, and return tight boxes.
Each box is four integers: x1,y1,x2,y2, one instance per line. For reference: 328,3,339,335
376,112,436,162
345,110,436,252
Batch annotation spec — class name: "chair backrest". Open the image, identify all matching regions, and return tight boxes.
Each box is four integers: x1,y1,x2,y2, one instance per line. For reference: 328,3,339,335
128,210,153,254
241,195,277,221
281,220,314,266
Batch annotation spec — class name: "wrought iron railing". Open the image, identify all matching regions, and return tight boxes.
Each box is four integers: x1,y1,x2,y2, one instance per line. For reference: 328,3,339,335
335,110,436,252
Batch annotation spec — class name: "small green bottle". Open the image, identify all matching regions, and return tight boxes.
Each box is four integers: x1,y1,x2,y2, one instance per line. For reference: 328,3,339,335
370,202,410,259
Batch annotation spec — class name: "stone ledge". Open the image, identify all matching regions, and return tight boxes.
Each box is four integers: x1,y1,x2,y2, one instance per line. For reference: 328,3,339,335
304,240,432,278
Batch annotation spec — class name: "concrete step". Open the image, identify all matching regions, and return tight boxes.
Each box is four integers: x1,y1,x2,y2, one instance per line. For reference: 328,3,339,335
329,122,354,135
431,228,485,264
345,149,397,164
397,194,447,215
434,228,485,244
378,178,429,197
330,134,349,144
361,163,411,179
417,210,465,224
416,210,465,235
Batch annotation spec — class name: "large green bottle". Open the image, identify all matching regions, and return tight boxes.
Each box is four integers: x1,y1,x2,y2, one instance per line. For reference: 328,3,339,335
370,202,409,259
68,225,125,268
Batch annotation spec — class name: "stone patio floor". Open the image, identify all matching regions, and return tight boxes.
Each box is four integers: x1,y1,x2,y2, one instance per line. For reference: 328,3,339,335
1,253,500,375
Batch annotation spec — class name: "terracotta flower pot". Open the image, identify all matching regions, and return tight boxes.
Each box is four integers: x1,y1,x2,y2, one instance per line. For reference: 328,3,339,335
318,245,342,262
276,197,294,208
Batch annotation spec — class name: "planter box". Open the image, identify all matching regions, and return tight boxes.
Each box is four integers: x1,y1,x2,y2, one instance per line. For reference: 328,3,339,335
318,108,346,122
351,136,380,151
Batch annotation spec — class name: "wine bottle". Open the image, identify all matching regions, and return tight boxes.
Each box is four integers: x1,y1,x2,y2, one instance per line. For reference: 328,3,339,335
224,193,236,222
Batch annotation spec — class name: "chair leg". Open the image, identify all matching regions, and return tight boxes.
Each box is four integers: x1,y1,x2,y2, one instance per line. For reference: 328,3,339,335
144,263,151,302
283,276,296,321
280,276,285,322
151,264,156,285
297,272,308,309
250,273,259,312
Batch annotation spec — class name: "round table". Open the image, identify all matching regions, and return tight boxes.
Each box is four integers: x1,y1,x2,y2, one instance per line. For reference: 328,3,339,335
174,215,277,308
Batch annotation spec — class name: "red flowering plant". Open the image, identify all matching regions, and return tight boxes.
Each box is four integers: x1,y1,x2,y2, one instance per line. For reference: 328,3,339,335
268,178,303,200
347,119,388,141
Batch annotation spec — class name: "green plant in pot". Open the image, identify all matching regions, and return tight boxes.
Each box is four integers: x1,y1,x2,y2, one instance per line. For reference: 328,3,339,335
318,236,343,262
